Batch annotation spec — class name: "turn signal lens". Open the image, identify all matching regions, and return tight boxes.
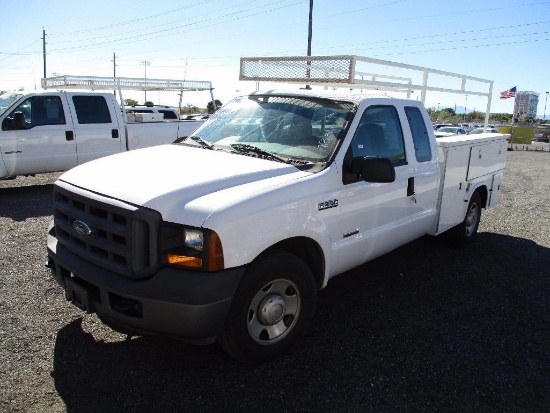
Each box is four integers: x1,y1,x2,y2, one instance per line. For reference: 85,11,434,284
166,254,202,268
207,231,224,271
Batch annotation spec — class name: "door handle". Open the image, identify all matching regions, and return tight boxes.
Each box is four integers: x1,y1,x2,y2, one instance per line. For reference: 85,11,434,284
112,129,119,139
65,131,74,141
407,177,415,197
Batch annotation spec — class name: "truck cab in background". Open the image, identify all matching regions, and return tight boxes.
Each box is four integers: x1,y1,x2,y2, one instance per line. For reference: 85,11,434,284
1,92,124,178
124,105,180,121
0,75,214,180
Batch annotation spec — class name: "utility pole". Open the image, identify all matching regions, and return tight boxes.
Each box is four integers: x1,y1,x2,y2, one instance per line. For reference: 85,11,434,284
42,29,46,78
140,60,150,103
307,0,313,58
113,53,117,96
305,0,313,89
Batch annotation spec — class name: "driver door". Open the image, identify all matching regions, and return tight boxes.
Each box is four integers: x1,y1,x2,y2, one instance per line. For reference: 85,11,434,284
336,104,435,271
1,94,77,176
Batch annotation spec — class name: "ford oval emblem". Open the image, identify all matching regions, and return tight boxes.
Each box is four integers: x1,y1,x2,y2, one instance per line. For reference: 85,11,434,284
73,220,92,236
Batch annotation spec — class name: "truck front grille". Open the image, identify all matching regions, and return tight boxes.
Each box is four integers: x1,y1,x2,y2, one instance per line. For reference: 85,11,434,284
53,184,161,279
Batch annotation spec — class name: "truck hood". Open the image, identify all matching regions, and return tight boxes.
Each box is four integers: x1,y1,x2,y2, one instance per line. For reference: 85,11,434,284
59,144,308,222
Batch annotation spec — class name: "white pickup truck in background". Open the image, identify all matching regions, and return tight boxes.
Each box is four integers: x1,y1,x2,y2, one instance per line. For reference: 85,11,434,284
45,56,508,363
0,75,214,180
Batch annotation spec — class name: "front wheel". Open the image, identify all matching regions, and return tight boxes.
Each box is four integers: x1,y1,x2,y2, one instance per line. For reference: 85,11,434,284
447,191,482,246
218,250,317,363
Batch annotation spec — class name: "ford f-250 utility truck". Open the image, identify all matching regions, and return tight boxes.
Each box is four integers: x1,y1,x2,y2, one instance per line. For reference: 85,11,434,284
0,75,214,180
46,56,507,362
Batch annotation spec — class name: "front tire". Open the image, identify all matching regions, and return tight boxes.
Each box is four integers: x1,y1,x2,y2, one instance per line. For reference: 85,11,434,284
447,191,482,246
219,250,317,363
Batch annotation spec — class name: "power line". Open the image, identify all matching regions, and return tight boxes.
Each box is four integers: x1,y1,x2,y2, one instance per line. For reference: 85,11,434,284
47,0,296,45
46,0,304,54
49,0,214,37
316,30,549,54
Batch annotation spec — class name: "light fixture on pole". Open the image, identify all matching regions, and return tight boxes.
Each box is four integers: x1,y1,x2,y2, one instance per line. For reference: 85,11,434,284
140,60,150,103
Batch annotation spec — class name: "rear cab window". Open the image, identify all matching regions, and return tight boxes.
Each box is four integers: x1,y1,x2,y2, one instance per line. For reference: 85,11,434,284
405,106,432,162
72,96,112,124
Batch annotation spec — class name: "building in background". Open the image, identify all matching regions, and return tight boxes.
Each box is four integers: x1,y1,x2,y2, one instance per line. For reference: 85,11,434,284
514,91,539,118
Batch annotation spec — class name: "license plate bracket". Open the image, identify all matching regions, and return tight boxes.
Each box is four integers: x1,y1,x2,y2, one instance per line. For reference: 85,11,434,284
65,278,93,313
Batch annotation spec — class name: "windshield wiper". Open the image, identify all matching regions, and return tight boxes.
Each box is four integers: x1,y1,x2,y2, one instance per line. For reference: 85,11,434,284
188,135,215,149
230,143,292,164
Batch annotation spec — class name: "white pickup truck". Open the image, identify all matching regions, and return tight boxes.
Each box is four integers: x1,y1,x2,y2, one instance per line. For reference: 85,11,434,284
0,91,202,180
45,57,508,362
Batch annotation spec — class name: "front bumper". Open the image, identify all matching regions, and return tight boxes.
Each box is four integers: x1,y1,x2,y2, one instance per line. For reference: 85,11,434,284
47,228,245,344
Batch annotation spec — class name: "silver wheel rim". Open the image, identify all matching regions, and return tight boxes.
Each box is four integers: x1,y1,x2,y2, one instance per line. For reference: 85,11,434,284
247,278,301,345
465,202,479,236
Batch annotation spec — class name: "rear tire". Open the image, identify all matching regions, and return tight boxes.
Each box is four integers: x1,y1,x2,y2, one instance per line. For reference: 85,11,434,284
447,191,482,246
219,250,317,363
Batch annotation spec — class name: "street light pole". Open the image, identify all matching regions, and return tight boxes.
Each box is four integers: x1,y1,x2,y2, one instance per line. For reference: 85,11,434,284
140,60,150,103
544,91,549,121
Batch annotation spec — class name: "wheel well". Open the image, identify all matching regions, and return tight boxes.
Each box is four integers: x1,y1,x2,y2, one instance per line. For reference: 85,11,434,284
261,237,325,290
474,185,488,208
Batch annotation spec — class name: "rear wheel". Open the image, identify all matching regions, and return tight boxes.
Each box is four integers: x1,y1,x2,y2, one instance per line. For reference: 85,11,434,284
447,191,482,246
219,250,317,363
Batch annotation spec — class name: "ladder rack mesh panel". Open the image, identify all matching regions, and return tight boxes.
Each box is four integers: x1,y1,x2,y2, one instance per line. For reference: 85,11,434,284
240,56,355,84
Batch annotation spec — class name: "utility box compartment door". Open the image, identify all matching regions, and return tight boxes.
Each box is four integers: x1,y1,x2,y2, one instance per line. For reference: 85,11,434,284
436,145,470,234
467,140,507,180
488,171,504,207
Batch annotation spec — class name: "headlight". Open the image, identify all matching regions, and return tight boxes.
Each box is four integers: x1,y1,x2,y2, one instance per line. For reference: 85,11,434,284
184,229,204,252
160,222,224,271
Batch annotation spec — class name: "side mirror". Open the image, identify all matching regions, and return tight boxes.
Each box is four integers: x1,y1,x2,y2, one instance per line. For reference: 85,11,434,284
1,117,12,131
13,111,25,129
353,156,395,183
173,136,187,144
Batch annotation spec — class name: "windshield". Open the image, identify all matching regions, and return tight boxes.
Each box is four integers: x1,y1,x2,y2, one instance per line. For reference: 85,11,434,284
184,95,355,165
0,93,23,117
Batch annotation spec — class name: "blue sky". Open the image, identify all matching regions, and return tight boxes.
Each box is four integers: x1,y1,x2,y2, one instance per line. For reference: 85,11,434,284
1,0,549,115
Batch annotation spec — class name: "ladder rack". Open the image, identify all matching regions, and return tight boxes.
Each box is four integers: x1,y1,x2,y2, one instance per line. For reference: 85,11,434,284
41,75,216,124
41,75,212,92
240,55,494,126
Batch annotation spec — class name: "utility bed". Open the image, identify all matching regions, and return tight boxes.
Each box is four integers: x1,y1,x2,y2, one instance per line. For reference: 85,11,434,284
434,133,508,234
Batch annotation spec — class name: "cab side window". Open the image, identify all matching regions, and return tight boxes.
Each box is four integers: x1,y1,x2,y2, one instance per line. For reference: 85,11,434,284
72,96,112,124
350,105,406,166
405,106,432,162
10,96,66,129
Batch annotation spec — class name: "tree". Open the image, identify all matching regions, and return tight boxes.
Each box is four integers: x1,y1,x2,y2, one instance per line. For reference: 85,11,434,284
207,100,223,114
441,107,456,116
180,103,201,114
144,101,154,107
124,98,139,106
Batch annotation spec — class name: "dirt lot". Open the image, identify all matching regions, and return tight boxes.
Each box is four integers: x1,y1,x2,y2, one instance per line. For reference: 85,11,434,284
1,150,549,413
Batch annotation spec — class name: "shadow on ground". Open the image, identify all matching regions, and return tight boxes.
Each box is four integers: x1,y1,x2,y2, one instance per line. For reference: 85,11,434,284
0,184,54,221
52,233,550,413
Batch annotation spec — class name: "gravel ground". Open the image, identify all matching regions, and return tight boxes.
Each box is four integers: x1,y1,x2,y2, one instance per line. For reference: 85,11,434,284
1,149,549,413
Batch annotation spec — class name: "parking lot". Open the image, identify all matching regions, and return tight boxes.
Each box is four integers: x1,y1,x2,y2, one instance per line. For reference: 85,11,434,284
1,149,549,413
